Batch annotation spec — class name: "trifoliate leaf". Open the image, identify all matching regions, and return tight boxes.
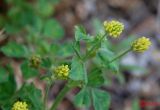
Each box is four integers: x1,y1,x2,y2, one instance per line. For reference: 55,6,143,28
92,89,110,110
74,88,91,108
1,42,28,58
43,19,64,39
18,83,44,110
88,68,104,87
75,25,91,41
69,57,88,84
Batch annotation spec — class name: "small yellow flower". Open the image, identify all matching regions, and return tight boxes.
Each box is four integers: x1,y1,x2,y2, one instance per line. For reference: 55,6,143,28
12,101,28,110
103,20,124,38
53,65,70,79
29,55,41,68
131,37,151,52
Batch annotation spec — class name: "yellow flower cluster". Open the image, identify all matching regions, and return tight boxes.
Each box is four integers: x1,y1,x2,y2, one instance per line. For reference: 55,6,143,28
53,65,70,79
104,20,124,38
12,101,28,110
131,37,151,52
29,55,41,68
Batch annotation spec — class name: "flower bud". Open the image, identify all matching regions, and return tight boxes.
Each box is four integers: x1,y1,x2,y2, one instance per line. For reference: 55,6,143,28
12,101,28,110
53,65,70,79
104,20,124,38
131,37,151,52
29,55,41,68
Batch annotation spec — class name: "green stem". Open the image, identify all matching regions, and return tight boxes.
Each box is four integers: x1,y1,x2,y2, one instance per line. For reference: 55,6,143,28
109,48,132,63
83,33,107,60
50,84,71,110
44,83,52,110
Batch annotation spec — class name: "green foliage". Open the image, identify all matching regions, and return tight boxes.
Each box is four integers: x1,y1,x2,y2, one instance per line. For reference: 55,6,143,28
74,88,91,108
69,57,88,84
36,1,54,17
0,65,16,108
74,88,110,110
92,89,110,110
96,47,119,73
21,61,39,79
0,2,149,109
0,67,9,83
43,19,64,39
50,41,74,58
88,68,104,87
0,42,28,58
41,57,52,68
75,25,91,41
18,84,44,110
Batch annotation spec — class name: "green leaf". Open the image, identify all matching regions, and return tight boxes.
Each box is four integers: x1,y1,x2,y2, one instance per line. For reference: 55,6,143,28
37,1,54,17
50,43,60,56
50,41,74,58
1,42,28,58
56,41,74,57
74,88,91,108
21,61,39,79
36,40,50,55
69,57,88,84
0,65,16,106
75,25,91,41
92,89,110,110
97,48,114,63
43,19,64,39
41,57,52,68
6,4,35,33
88,68,104,87
17,83,44,110
107,62,119,73
96,47,119,73
73,41,82,58
31,17,43,32
5,23,20,34
0,67,9,83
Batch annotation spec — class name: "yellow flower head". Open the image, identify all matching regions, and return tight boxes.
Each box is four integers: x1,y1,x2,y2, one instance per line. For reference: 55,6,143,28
29,55,41,68
12,101,28,110
103,20,124,38
131,37,151,52
53,65,70,79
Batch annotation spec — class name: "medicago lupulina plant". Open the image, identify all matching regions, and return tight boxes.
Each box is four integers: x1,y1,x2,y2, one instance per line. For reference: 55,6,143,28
2,20,151,110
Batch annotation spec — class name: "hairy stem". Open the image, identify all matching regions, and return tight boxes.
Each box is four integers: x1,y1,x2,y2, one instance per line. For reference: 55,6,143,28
44,83,52,110
50,84,71,110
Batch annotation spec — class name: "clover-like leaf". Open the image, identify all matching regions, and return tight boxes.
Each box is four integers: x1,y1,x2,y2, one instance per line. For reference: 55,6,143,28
43,19,64,39
74,88,91,108
88,68,104,87
0,65,16,107
17,84,44,110
69,57,88,84
75,25,92,41
92,89,110,110
1,42,28,58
